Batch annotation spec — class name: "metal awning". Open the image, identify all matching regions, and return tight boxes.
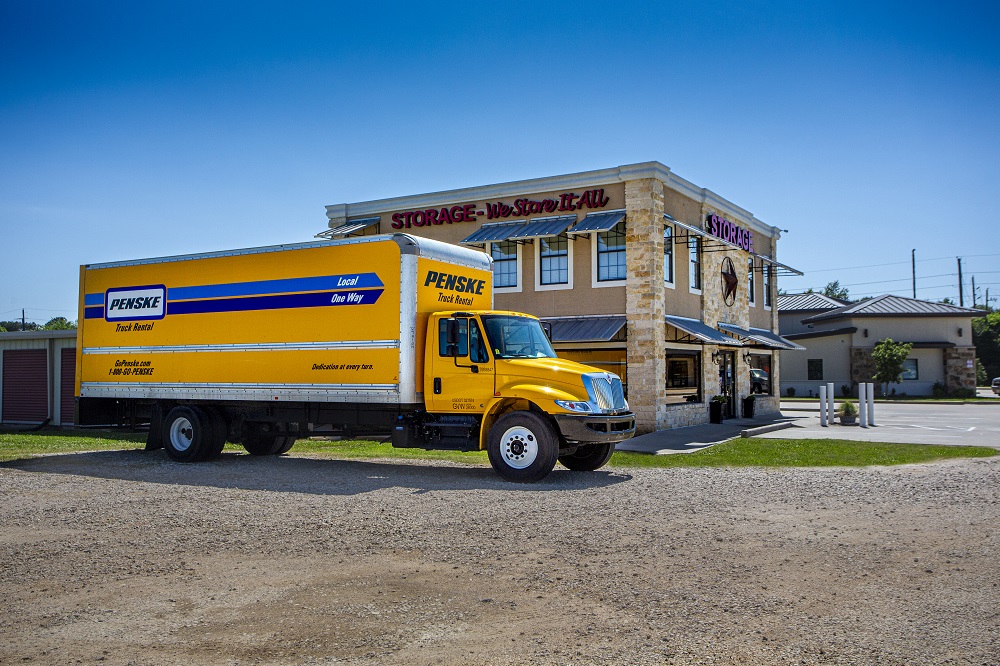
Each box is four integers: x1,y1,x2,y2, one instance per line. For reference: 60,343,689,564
507,215,575,240
459,221,525,245
541,316,626,343
666,315,743,346
567,210,626,235
315,217,380,239
665,214,803,277
719,323,805,350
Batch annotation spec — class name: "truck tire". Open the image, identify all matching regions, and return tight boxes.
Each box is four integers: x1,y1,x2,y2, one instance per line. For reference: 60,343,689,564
201,407,228,460
558,443,615,471
487,411,559,483
275,437,296,455
162,406,217,463
241,426,288,456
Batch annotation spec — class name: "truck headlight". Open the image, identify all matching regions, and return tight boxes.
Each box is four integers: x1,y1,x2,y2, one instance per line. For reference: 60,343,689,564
554,400,592,413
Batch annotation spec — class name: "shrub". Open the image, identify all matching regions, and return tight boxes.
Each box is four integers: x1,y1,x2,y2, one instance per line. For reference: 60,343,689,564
838,400,859,417
786,387,796,397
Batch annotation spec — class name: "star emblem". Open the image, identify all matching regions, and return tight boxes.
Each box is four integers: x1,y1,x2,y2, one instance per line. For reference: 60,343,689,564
721,257,738,306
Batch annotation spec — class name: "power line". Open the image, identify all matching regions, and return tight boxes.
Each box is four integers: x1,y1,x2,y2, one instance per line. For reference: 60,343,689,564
804,253,1000,274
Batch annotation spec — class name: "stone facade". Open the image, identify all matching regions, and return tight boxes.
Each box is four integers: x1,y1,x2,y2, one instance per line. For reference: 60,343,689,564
944,347,977,393
624,178,666,433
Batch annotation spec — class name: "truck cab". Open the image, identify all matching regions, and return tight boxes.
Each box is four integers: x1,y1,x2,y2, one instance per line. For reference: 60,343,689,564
395,309,635,481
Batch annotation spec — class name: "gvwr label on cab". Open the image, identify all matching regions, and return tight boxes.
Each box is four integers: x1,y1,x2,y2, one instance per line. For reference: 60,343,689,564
104,285,166,322
424,271,486,295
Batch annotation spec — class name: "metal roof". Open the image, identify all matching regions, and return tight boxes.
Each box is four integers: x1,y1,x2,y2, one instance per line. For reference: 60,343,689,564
507,215,575,240
541,315,626,343
666,315,742,346
567,210,626,235
801,294,985,323
718,323,805,350
459,221,524,244
777,292,848,312
315,217,379,239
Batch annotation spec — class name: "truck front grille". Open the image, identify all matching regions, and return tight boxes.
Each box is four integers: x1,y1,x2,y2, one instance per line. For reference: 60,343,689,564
585,374,627,412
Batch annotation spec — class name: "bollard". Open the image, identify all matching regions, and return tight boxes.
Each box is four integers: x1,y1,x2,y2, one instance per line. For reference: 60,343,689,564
819,385,828,426
859,383,868,428
867,382,875,426
827,383,835,426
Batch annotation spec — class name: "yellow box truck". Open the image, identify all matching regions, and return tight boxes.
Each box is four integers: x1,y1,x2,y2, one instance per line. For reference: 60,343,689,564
76,233,634,482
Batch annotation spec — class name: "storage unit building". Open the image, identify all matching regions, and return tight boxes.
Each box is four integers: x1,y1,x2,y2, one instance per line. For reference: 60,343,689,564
0,330,78,426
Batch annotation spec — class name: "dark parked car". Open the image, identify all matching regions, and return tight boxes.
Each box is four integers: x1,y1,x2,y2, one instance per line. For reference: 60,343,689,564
992,377,1000,396
751,368,770,394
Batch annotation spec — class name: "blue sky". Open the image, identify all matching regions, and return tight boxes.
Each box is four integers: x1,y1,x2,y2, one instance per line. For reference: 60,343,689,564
2,0,998,325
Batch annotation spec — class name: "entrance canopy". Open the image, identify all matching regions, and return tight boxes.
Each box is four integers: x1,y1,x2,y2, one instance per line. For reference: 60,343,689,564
315,217,380,239
666,315,742,346
718,323,804,350
541,315,626,343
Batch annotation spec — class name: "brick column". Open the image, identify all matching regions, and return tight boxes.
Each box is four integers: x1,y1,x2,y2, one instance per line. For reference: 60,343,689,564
625,178,666,433
944,347,977,394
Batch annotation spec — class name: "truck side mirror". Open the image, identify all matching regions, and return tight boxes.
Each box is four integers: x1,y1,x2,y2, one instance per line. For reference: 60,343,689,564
541,321,553,340
445,343,459,358
446,318,460,345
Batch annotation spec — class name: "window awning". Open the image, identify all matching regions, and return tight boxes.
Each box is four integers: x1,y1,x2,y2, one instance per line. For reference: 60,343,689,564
315,217,379,239
718,323,805,350
541,316,626,343
459,221,524,245
567,210,626,235
666,315,743,346
507,215,575,240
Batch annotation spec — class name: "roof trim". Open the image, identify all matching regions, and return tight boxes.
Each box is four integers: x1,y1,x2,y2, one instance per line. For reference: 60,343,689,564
325,161,783,239
784,327,858,340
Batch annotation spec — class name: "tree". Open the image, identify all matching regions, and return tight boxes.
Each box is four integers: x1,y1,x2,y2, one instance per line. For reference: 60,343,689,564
872,338,914,396
0,320,40,332
0,324,6,332
822,281,850,301
973,310,1000,380
43,317,76,330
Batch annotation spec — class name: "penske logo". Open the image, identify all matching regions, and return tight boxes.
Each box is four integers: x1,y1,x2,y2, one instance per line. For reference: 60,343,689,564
424,270,486,295
105,285,166,321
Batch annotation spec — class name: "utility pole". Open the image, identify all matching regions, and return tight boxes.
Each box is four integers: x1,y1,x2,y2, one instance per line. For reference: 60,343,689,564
972,276,977,307
911,249,916,298
21,309,26,331
957,257,963,307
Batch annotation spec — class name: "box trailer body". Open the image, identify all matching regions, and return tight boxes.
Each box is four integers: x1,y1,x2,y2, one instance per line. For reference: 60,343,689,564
76,234,634,481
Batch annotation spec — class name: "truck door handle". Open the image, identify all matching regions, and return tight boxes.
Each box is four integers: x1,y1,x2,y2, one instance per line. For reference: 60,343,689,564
434,378,442,394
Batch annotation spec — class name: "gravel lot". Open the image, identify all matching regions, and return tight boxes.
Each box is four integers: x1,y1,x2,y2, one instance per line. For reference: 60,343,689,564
1,449,998,665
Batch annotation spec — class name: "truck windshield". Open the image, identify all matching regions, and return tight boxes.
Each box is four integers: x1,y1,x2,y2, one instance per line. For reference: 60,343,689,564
481,315,557,359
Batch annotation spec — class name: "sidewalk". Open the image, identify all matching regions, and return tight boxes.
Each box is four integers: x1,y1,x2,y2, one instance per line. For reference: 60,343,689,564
616,413,800,455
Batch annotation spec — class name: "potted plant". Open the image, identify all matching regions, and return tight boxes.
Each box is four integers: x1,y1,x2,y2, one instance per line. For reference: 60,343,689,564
709,394,727,423
742,393,756,419
838,400,858,425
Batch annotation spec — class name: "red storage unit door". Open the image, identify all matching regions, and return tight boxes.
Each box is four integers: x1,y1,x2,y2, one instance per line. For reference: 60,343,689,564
61,347,77,425
2,349,49,422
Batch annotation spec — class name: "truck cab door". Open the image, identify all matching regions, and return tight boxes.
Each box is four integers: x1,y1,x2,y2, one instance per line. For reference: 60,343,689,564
426,316,495,414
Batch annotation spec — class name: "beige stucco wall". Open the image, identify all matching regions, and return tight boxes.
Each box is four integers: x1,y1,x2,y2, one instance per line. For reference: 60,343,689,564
848,316,973,347
780,333,853,397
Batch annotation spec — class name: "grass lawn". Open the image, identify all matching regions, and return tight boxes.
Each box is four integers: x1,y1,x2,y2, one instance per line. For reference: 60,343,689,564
1,429,995,468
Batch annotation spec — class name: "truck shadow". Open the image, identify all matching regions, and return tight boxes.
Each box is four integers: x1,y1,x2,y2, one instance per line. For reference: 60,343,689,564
0,449,632,496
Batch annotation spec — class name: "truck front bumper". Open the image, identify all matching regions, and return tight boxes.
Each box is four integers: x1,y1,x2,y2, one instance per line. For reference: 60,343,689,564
553,413,636,444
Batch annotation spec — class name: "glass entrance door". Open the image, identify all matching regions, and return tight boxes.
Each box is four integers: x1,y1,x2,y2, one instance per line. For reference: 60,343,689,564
718,351,736,418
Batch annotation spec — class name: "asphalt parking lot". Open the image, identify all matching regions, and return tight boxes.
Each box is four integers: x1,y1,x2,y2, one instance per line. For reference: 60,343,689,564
767,400,1000,447
620,397,1000,454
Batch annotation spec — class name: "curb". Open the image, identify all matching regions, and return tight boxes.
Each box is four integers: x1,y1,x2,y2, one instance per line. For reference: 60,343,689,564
741,422,794,437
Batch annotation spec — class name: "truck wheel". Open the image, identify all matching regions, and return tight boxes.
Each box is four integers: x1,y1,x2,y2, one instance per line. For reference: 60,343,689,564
202,407,228,460
162,406,216,463
242,434,282,456
487,411,559,483
558,443,615,471
275,437,296,455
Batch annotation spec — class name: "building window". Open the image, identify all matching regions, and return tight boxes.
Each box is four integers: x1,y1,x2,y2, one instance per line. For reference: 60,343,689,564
689,236,702,292
664,225,674,286
665,351,702,404
491,240,518,289
539,233,569,286
807,358,823,381
596,221,626,282
900,359,918,380
763,264,773,308
747,257,756,305
748,354,772,396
